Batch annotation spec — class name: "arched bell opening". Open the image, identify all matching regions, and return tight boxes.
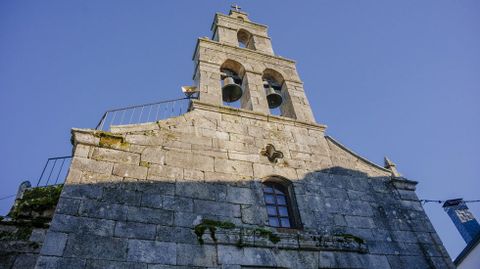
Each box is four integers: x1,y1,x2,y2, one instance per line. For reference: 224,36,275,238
237,29,255,50
220,60,246,109
262,69,285,116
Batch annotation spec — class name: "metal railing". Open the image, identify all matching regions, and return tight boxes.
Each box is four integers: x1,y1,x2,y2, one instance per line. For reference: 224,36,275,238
36,156,72,187
95,97,193,131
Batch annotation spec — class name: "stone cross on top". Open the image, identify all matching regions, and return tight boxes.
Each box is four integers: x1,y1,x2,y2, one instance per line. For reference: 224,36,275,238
231,4,241,12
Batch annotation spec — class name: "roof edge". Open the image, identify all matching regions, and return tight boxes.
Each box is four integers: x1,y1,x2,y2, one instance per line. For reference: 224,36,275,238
325,136,391,174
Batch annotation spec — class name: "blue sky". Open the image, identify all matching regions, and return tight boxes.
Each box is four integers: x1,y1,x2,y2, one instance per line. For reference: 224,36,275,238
0,0,479,258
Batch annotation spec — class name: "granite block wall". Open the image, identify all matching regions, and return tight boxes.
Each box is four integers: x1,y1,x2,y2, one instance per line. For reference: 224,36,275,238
34,102,454,268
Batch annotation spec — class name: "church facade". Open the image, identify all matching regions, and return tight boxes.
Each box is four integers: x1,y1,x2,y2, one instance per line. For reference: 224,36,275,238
34,9,454,269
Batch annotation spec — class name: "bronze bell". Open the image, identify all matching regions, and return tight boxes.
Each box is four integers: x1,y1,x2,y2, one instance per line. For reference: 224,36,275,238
222,76,243,103
265,85,283,109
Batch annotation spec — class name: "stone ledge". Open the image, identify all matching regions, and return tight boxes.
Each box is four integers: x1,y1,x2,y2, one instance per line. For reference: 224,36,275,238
72,100,327,136
195,37,294,63
212,24,272,39
191,100,327,131
192,38,298,76
391,177,418,191
198,228,368,253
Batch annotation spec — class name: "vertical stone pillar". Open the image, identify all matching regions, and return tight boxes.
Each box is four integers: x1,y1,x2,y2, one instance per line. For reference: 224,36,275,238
195,62,222,106
281,81,315,122
241,71,270,114
252,36,274,55
215,27,238,46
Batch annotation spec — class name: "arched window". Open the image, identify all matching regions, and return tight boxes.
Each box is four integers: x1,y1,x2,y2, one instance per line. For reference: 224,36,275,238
237,29,254,50
262,178,301,229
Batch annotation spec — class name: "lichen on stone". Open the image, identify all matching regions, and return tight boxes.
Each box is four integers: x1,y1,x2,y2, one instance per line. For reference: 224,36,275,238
143,130,157,136
139,161,151,168
154,124,178,141
94,131,129,149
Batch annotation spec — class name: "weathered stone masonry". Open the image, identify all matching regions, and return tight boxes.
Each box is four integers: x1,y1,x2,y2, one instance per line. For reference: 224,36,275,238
33,9,454,269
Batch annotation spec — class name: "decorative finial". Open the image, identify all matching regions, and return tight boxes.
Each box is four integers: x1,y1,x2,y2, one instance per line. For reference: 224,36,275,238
384,156,401,177
231,4,241,12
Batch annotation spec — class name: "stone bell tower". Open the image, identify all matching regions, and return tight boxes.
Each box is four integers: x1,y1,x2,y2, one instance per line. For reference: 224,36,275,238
33,7,454,269
194,8,315,122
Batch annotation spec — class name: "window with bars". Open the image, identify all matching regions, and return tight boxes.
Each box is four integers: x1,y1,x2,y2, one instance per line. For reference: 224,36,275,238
262,183,294,228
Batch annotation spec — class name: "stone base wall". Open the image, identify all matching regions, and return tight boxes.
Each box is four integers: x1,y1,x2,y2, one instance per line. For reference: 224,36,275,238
0,224,47,269
1,184,61,269
34,101,454,268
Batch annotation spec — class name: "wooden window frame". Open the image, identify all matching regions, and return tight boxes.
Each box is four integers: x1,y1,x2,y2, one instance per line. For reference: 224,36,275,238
262,177,302,229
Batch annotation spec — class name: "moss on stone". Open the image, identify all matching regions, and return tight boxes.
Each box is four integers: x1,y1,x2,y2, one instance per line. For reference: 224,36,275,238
0,226,33,241
194,219,235,244
0,231,13,240
235,238,245,248
8,184,63,221
16,226,33,240
30,242,40,249
335,233,365,244
253,227,281,244
193,220,281,246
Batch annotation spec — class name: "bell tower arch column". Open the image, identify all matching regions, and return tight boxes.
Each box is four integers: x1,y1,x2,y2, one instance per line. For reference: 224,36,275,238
241,71,269,114
194,61,222,106
282,81,316,122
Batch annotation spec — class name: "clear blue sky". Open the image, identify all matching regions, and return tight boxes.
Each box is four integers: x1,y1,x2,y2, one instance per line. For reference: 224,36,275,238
1,0,478,259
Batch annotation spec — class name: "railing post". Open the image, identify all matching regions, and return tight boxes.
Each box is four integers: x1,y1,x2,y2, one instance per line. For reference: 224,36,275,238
36,156,72,187
95,97,192,130
111,111,117,126
138,105,144,122
36,160,50,187
96,112,108,130
54,158,67,185
155,103,160,121
129,107,136,124
120,110,126,125
45,159,57,186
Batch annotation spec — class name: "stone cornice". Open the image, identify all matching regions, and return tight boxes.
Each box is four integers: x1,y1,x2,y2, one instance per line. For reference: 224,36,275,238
211,24,272,40
192,38,301,83
191,100,326,131
193,60,304,86
199,228,368,253
391,177,418,190
192,38,296,64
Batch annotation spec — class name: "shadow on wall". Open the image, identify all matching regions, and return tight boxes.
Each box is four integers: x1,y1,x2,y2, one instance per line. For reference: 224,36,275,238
31,167,453,269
